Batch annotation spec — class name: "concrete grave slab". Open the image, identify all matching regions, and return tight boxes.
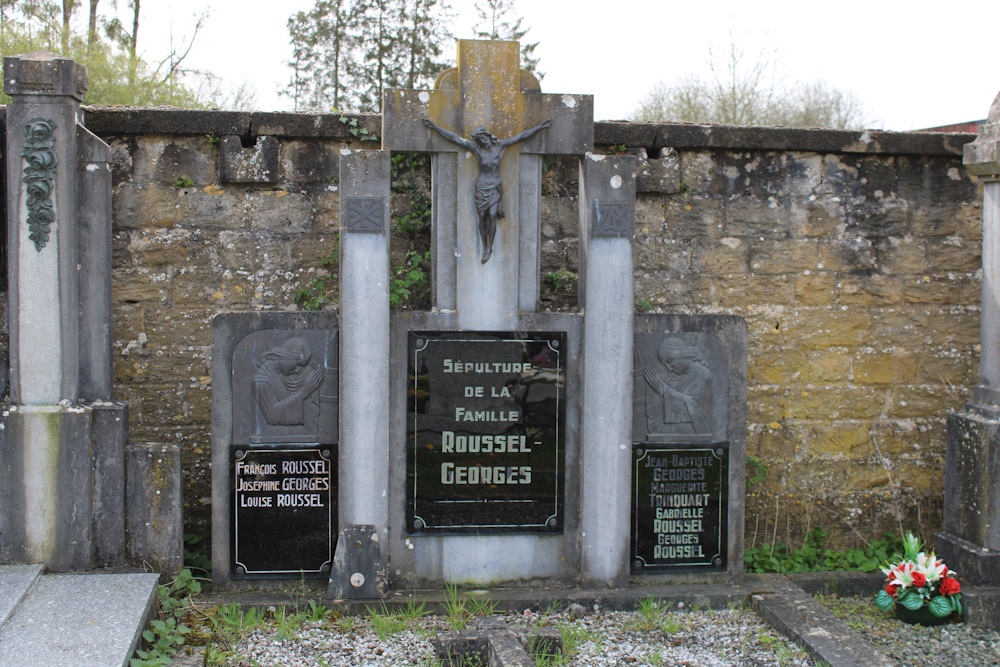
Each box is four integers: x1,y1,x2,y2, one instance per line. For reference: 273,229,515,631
0,572,158,667
0,564,43,629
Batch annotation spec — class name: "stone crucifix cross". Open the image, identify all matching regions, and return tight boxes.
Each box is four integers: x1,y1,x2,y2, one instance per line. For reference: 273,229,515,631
420,117,551,264
382,40,593,328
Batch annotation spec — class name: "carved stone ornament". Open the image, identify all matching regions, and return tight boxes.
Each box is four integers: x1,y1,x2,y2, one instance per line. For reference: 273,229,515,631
346,196,385,233
21,117,58,251
593,200,631,238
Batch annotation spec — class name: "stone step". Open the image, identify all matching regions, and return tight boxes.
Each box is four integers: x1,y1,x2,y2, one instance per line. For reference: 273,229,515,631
0,564,44,630
0,571,160,667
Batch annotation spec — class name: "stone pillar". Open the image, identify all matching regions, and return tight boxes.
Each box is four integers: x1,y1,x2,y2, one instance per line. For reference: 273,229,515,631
329,149,391,597
937,91,1000,623
0,52,128,571
578,153,636,587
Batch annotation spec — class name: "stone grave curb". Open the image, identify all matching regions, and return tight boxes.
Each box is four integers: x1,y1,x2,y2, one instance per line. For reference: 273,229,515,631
750,575,894,667
195,572,901,667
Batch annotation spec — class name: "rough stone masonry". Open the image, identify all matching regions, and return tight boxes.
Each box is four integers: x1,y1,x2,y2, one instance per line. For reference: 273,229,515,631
49,106,979,554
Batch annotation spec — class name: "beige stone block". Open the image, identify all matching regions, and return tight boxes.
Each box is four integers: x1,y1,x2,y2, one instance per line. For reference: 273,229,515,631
126,228,194,268
113,184,184,229
716,275,796,307
313,189,341,230
794,273,837,306
800,350,852,384
692,240,747,275
902,277,960,305
677,151,716,193
541,196,579,238
113,268,170,304
886,386,957,418
663,195,724,240
790,198,844,238
837,276,902,306
817,238,877,273
783,386,886,420
749,349,849,386
634,238,691,273
290,235,341,268
954,201,983,244
918,310,981,347
913,350,975,386
852,351,917,385
749,240,819,274
176,188,243,229
725,195,788,239
925,237,981,273
784,309,873,349
247,190,314,234
138,136,217,187
278,139,341,183
803,422,873,457
634,273,713,309
879,238,927,275
635,195,665,228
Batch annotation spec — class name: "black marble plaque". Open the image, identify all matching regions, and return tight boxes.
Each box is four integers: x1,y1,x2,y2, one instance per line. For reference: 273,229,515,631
407,331,565,533
231,446,336,578
631,444,728,572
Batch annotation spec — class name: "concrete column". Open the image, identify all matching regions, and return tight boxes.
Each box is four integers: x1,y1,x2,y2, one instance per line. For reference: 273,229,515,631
4,52,86,404
518,154,543,312
331,150,391,597
975,181,1000,405
937,93,1000,621
578,153,636,587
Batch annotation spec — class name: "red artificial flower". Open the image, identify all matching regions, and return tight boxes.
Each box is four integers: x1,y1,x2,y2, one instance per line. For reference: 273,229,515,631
939,577,961,596
885,583,898,597
911,571,927,588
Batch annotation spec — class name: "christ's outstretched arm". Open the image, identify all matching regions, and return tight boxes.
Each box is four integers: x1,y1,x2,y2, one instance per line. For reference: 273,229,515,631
421,118,473,150
499,119,552,148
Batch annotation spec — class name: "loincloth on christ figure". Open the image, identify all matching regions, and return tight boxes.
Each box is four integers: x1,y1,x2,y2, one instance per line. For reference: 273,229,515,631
475,178,505,219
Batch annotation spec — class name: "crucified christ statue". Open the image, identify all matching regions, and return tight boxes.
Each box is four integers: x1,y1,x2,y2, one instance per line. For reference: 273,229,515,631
421,117,551,264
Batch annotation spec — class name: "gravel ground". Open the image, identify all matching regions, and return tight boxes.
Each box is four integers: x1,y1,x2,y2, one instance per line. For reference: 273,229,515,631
219,603,814,666
818,596,1000,667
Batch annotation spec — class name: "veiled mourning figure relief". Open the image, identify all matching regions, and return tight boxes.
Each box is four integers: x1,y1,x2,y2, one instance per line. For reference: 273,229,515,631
253,338,324,429
634,334,726,442
232,331,338,445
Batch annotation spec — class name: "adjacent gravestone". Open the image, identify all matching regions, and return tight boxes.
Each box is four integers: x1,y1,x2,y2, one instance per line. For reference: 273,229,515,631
1,51,133,572
937,91,1000,627
630,317,747,580
211,312,339,587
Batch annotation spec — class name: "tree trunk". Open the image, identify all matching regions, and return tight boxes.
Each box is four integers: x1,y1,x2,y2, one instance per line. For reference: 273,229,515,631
62,0,75,54
87,0,99,56
128,0,139,90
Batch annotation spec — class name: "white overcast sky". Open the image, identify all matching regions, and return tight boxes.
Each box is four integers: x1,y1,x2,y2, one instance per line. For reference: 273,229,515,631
132,0,1000,131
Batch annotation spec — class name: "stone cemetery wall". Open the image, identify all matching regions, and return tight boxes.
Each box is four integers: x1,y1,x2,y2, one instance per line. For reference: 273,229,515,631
13,107,976,553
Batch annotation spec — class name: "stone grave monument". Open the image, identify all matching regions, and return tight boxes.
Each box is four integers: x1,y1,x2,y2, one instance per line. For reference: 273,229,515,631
211,40,746,593
0,51,161,572
937,90,1000,625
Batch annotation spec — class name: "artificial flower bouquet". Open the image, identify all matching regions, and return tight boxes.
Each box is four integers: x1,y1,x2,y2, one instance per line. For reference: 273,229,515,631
874,532,962,622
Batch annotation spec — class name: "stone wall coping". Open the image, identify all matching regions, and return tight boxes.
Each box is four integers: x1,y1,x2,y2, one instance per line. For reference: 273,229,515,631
0,105,972,158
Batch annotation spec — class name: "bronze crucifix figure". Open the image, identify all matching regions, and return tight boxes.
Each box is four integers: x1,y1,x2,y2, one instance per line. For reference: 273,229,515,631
421,117,551,264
